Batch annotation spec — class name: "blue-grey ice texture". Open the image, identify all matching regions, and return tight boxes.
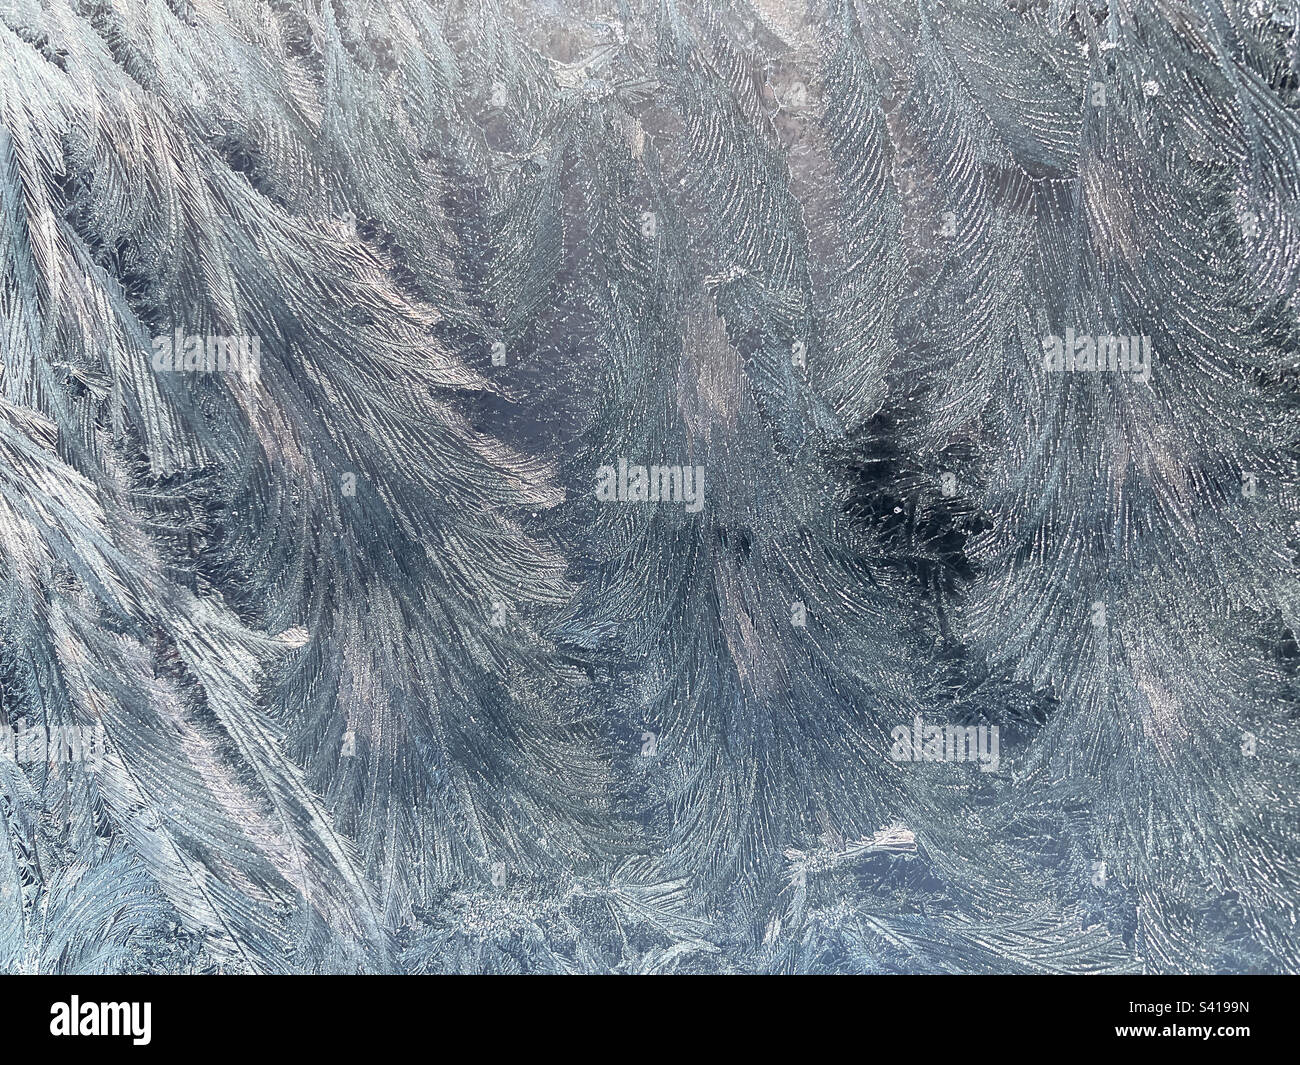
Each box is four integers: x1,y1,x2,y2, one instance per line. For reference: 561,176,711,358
0,0,1298,975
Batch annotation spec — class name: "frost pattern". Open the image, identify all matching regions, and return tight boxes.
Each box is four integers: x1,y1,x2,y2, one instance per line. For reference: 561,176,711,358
0,0,1296,974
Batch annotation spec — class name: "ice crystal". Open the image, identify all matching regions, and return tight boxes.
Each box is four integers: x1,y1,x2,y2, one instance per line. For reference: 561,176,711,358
0,0,1296,974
